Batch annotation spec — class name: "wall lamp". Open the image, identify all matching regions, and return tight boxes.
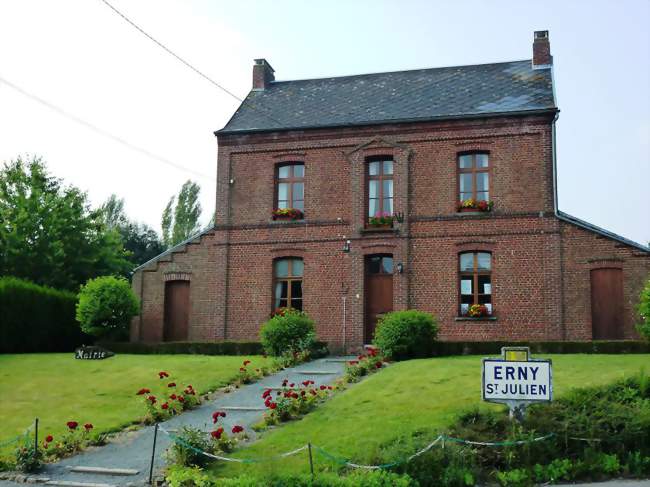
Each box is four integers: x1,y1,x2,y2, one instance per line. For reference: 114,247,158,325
396,262,404,274
342,239,351,253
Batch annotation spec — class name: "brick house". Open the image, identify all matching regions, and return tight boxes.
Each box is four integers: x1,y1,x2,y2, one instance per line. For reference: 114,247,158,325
131,31,650,350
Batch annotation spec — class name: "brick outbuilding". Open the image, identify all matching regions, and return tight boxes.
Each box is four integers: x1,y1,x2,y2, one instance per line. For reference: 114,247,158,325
131,31,650,350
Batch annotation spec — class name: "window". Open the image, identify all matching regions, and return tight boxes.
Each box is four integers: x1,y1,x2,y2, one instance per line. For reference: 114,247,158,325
366,158,393,221
275,163,304,212
273,258,303,311
459,252,492,316
458,153,489,202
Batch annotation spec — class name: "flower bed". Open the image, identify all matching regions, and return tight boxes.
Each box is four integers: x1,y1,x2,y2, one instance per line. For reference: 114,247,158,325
260,380,334,427
344,346,386,382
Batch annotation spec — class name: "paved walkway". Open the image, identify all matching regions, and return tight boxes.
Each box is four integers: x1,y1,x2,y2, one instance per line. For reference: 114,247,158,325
0,357,350,487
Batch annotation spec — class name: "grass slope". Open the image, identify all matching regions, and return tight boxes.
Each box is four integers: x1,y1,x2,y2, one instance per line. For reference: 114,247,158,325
0,353,269,458
214,354,650,478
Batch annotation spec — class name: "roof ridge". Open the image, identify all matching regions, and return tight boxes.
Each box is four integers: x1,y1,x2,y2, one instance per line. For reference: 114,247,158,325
270,59,534,85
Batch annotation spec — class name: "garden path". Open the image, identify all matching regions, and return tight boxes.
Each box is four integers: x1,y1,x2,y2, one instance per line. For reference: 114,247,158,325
1,356,351,487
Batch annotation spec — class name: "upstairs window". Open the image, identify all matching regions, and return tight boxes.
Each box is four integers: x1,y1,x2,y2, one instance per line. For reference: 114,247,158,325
367,158,393,222
273,257,303,311
275,163,304,213
458,153,489,203
459,252,492,316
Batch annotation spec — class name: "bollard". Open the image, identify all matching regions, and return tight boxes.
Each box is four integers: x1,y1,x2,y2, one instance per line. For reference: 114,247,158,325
148,423,159,485
308,442,314,478
34,418,39,458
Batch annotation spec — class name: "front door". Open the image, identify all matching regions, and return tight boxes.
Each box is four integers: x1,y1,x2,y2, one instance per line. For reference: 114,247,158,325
164,280,190,341
364,254,393,343
590,268,624,339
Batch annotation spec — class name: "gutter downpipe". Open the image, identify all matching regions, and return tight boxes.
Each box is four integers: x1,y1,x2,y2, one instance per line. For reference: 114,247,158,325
551,111,567,340
342,295,347,353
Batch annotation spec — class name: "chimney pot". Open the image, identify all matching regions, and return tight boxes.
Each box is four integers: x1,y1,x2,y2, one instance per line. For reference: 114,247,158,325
532,30,552,68
252,58,275,90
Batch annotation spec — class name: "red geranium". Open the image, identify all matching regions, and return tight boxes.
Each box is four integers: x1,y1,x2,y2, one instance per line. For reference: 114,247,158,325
239,367,246,372
66,421,78,430
211,427,224,439
282,379,288,387
289,383,295,388
84,423,93,431
45,435,53,443
269,402,277,409
349,360,359,365
161,403,169,410
212,411,226,423
170,394,177,400
178,396,185,403
319,385,327,390
158,371,169,379
168,382,176,388
243,360,251,366
136,388,151,395
231,425,244,434
147,395,157,404
375,362,382,369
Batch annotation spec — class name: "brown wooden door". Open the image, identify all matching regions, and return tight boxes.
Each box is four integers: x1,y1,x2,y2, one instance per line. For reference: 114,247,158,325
365,255,393,344
590,268,624,340
164,281,190,342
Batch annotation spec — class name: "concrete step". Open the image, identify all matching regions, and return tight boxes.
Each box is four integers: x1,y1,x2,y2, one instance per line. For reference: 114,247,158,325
46,481,117,487
220,406,266,411
67,467,139,476
297,370,340,375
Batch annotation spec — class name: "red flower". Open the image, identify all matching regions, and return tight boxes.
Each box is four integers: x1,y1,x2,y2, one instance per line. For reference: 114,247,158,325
168,382,176,388
319,385,327,390
289,383,295,388
66,421,78,430
136,388,151,395
158,371,169,379
239,367,246,372
211,427,224,439
269,402,277,409
375,362,382,369
148,395,157,404
327,386,333,390
262,389,272,399
310,390,317,396
45,435,53,443
178,396,185,402
243,360,251,366
212,411,226,423
161,403,169,410
231,425,244,434
358,354,366,360
302,381,309,387
170,394,177,400
300,390,306,396
349,360,359,365
84,423,93,431
282,379,288,387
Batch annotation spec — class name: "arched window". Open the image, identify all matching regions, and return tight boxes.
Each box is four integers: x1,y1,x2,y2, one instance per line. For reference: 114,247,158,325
275,163,304,212
458,152,490,203
366,157,393,223
273,257,303,311
459,252,492,316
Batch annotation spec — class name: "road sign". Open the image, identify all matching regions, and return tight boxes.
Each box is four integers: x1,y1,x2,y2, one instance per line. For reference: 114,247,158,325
482,347,552,419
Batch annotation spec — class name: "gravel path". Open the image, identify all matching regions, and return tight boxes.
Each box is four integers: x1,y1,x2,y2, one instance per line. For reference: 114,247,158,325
0,357,351,487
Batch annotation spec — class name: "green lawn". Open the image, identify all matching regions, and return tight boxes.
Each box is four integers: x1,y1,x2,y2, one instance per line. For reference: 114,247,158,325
0,353,270,457
214,354,650,478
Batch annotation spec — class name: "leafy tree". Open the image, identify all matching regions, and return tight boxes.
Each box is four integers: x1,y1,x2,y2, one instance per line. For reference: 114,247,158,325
99,194,165,268
161,180,202,248
0,156,131,290
76,276,139,339
637,278,650,341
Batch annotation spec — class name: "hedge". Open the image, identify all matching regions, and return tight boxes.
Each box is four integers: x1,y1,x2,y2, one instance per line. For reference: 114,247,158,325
99,340,329,356
0,276,90,353
431,340,650,356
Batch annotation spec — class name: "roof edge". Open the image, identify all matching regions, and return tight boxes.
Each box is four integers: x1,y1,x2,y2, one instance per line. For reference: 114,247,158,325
557,210,649,253
215,108,559,136
132,226,215,273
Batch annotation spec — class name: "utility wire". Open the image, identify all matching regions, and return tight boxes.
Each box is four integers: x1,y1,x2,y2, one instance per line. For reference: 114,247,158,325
98,0,286,128
0,75,214,182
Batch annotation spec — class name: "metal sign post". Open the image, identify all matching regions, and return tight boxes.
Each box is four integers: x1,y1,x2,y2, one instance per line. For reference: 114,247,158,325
482,347,553,421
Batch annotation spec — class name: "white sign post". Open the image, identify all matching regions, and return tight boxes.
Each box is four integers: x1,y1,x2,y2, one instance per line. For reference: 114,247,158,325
482,347,552,420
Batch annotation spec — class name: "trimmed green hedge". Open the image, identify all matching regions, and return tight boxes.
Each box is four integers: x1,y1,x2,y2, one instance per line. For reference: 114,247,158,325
0,276,90,352
99,340,329,356
431,340,650,356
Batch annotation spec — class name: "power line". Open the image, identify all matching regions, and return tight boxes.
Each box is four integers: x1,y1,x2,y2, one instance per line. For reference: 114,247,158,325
0,75,214,182
98,0,286,128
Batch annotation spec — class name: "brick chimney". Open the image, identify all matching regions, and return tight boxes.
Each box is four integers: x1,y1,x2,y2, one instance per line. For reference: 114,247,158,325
532,30,552,68
252,58,275,90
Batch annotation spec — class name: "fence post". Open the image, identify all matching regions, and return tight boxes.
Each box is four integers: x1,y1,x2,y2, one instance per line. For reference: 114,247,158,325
148,423,159,485
308,442,314,478
33,418,39,457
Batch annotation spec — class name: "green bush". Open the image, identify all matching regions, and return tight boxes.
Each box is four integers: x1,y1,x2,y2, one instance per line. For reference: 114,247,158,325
0,276,89,352
373,310,438,360
636,278,650,340
76,276,139,339
166,426,213,468
259,309,316,356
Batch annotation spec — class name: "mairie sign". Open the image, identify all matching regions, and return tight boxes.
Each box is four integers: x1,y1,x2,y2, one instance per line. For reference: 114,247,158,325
482,347,552,408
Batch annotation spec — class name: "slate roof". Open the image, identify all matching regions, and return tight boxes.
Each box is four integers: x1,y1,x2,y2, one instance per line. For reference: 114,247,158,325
218,60,556,134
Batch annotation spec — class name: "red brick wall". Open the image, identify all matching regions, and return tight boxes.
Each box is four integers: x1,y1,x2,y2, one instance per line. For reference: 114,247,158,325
131,114,649,349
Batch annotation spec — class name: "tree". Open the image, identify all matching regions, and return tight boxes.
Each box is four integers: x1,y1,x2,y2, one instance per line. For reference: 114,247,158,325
161,180,202,248
99,194,165,268
0,156,131,290
76,276,139,340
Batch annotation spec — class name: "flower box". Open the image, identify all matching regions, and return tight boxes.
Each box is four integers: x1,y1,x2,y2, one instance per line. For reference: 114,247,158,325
465,304,491,318
272,208,303,221
457,198,494,213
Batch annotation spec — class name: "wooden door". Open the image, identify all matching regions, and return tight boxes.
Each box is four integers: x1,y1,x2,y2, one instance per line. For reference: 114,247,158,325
365,255,394,344
590,268,624,340
164,281,190,341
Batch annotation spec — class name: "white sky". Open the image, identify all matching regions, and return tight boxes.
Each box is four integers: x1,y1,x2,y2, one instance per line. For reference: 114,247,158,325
0,0,648,246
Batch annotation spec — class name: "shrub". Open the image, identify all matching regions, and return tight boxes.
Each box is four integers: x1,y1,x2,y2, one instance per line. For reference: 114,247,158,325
76,276,139,339
636,278,650,340
0,276,88,352
260,308,316,356
166,426,213,468
14,439,42,473
373,310,438,360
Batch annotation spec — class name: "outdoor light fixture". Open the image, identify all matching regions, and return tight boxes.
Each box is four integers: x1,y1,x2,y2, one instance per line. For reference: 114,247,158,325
342,239,351,253
397,262,404,274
